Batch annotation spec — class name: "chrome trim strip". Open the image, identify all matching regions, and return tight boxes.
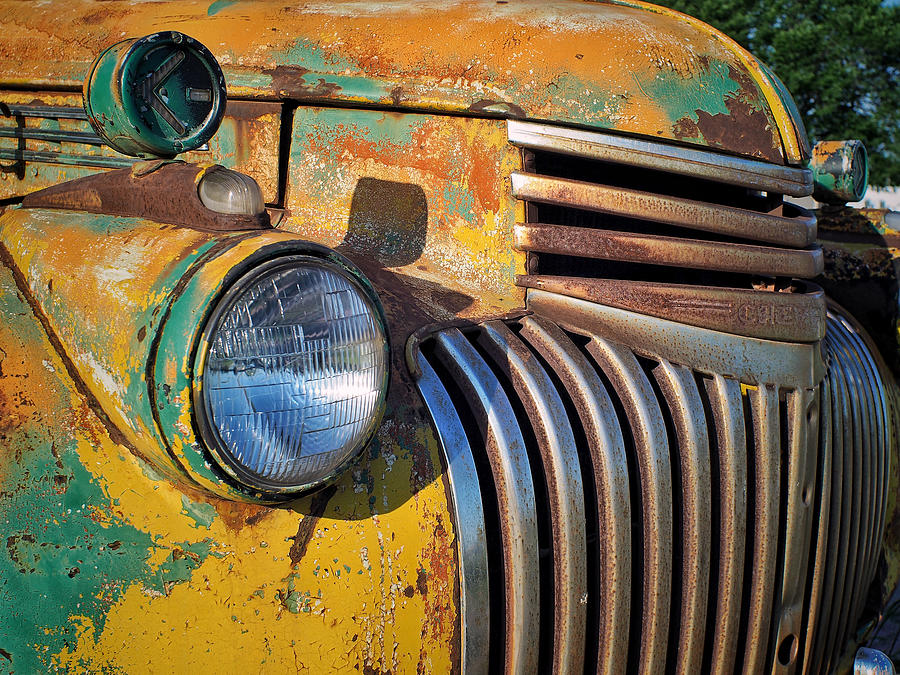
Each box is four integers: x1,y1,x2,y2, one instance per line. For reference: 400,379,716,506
0,127,105,145
478,320,587,675
743,384,781,675
586,336,672,675
413,354,490,675
704,374,747,675
1,104,88,119
507,120,814,197
433,329,541,674
517,315,632,674
0,149,136,168
652,362,711,675
526,289,825,389
514,222,824,278
510,171,816,247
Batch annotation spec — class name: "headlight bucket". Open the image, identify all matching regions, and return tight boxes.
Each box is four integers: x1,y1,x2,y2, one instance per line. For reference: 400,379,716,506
153,232,389,501
191,254,388,495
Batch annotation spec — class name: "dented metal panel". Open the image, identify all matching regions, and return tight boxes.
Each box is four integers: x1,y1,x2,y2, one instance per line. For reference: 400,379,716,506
0,0,805,163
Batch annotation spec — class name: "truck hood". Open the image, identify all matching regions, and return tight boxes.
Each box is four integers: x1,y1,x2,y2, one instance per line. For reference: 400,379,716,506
0,0,805,164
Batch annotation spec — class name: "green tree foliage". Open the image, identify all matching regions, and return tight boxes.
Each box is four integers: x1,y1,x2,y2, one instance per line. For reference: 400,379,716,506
655,0,900,186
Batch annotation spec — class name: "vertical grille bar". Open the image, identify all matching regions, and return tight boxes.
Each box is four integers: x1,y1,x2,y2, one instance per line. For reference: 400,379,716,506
704,375,748,674
744,384,781,675
432,329,541,674
517,315,632,674
801,377,833,675
770,388,818,675
652,362,712,675
413,355,490,675
586,337,673,675
476,321,587,674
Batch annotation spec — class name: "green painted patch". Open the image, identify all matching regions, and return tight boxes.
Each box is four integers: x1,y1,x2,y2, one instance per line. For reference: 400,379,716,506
180,495,217,529
207,0,240,16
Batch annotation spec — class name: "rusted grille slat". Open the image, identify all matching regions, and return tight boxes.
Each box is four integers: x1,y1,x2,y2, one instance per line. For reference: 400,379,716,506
704,375,748,674
507,120,814,196
586,337,672,675
432,329,541,674
516,275,827,343
652,362,711,675
476,321,587,675
743,384,781,675
514,223,824,279
516,315,631,675
510,171,816,247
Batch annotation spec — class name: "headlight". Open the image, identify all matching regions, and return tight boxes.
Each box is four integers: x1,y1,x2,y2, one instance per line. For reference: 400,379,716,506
194,254,389,494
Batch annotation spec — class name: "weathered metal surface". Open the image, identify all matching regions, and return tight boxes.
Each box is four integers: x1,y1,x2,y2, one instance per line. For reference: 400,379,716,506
413,355,490,675
811,140,868,205
0,0,806,163
511,171,816,247
516,315,631,675
704,374,747,674
507,120,813,197
0,250,460,672
517,275,827,343
651,362,711,675
477,320,587,675
432,328,540,675
526,289,825,389
23,161,270,231
282,107,526,305
586,336,672,675
1,92,282,202
515,222,824,279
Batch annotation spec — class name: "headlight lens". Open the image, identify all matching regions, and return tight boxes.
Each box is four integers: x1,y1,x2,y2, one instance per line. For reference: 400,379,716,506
195,255,388,493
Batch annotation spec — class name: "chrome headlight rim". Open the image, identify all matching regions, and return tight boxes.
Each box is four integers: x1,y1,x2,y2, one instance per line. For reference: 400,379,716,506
191,248,390,498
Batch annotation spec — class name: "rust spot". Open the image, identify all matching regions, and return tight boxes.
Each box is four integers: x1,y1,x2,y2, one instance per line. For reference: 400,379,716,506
672,65,782,163
288,484,337,565
67,566,80,578
468,99,526,118
263,65,342,99
210,497,274,532
390,86,403,107
136,325,146,343
416,568,428,596
0,647,10,662
403,584,415,598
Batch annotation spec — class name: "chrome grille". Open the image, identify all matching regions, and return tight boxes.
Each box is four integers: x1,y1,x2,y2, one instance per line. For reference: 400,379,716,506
412,299,893,674
508,120,827,344
0,104,136,169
